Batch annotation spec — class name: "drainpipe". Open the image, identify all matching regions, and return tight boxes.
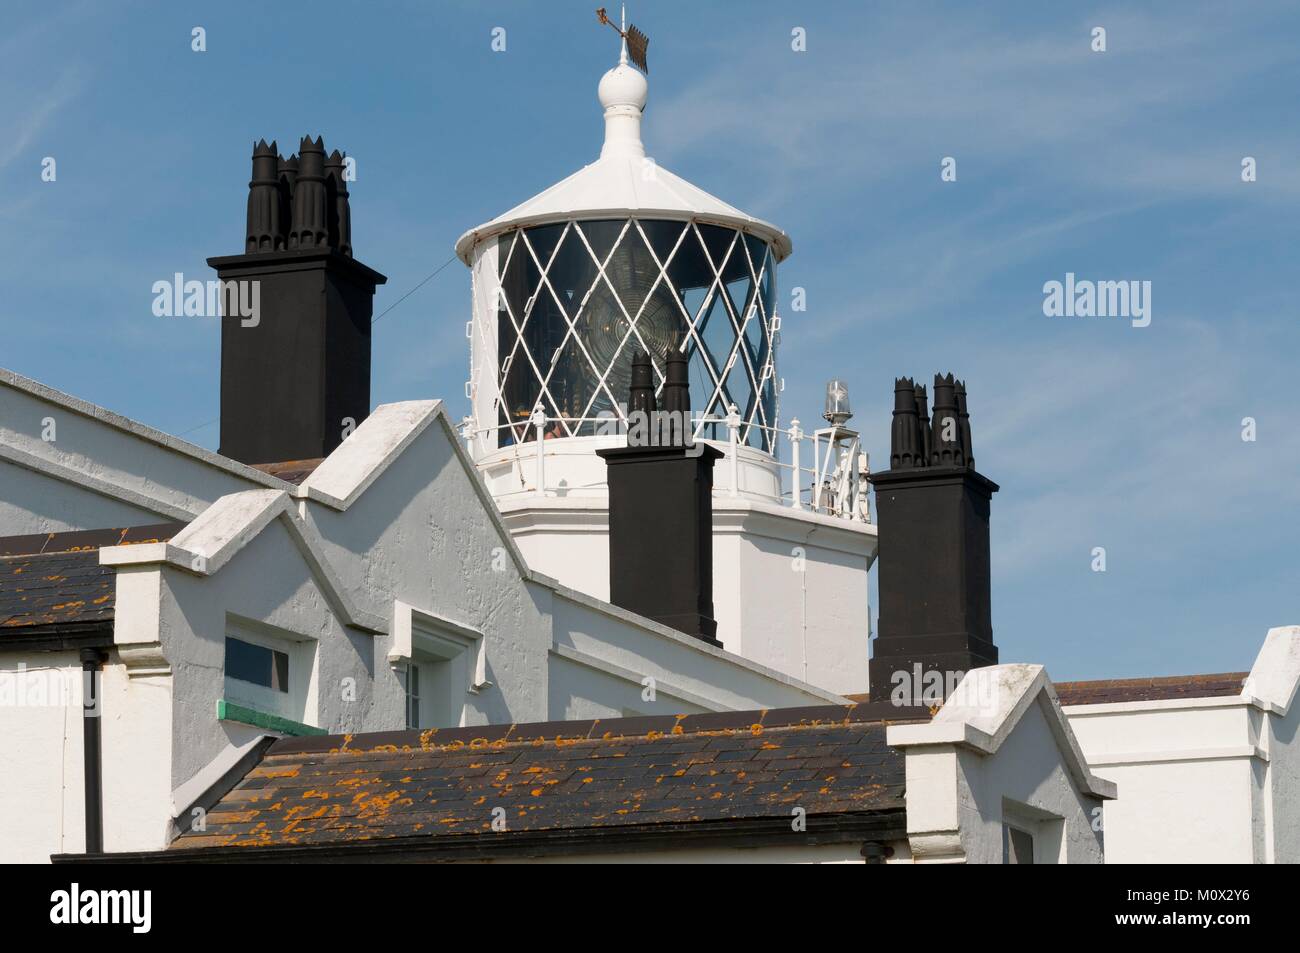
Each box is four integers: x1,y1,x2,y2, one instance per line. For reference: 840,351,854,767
80,648,106,854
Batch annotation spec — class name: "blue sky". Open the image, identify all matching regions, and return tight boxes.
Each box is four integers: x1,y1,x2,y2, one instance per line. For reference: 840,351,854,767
3,1,1297,681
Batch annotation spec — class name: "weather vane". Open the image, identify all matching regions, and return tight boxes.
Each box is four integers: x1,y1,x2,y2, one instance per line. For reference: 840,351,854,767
596,6,649,74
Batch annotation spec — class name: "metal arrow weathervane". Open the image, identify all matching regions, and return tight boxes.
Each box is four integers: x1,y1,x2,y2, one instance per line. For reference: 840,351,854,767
596,6,649,74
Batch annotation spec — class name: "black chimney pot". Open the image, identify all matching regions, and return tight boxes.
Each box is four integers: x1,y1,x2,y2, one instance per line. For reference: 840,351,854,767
209,135,387,466
869,373,998,705
597,341,722,644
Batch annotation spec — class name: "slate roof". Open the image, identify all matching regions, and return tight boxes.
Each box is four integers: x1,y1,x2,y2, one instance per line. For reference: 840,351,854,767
169,703,922,858
1054,672,1248,706
0,523,183,640
0,550,114,632
850,672,1250,708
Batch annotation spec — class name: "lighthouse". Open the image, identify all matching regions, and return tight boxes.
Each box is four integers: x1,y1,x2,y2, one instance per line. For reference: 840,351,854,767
455,15,877,693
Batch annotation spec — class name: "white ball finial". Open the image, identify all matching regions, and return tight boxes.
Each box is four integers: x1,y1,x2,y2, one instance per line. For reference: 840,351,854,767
598,62,647,113
598,61,647,159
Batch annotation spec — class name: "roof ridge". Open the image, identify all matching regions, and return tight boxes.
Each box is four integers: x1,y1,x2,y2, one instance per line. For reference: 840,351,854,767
267,702,930,758
1055,671,1248,687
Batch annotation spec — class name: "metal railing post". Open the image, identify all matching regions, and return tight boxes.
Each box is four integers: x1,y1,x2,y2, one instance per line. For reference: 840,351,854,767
531,405,546,497
857,450,871,523
460,416,474,454
726,403,740,497
789,418,803,510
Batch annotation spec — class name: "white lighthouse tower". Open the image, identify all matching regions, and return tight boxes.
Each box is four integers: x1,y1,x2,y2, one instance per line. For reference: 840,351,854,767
455,16,877,693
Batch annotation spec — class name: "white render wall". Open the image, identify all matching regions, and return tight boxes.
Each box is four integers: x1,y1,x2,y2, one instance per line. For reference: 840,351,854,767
1064,699,1264,863
94,519,379,853
1065,701,1268,863
0,653,87,863
953,702,1107,864
889,666,1112,864
298,407,553,730
714,504,874,694
546,586,844,718
0,462,162,535
0,369,286,534
500,495,876,695
1263,686,1300,862
1062,626,1300,864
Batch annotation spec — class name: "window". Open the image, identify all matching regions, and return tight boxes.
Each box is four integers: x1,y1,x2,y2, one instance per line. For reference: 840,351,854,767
222,620,317,727
389,602,489,731
403,652,462,730
1003,824,1035,864
1000,800,1065,864
225,637,289,692
405,663,421,730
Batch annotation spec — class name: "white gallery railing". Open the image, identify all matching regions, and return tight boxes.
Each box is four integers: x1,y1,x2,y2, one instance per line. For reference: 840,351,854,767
462,407,871,524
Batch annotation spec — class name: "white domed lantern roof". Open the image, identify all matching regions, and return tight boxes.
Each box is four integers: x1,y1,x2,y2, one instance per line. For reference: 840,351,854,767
455,48,791,263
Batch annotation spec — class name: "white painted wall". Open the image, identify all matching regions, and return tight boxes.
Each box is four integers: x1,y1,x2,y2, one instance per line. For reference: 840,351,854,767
1262,683,1300,863
0,462,162,534
0,369,287,534
98,520,379,852
1065,700,1262,863
889,665,1112,864
298,407,555,729
545,585,844,718
1062,626,1300,864
714,503,874,694
954,703,1106,864
500,495,876,695
0,653,86,863
1060,624,1300,863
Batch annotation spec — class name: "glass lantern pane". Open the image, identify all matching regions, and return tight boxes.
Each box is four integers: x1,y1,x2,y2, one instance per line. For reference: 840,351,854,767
696,224,736,275
640,219,689,268
578,219,625,265
591,225,681,422
524,222,566,268
540,332,596,436
696,290,734,400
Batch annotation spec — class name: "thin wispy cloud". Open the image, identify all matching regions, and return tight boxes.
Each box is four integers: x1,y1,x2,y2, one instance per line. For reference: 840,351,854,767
648,5,1300,202
0,69,83,173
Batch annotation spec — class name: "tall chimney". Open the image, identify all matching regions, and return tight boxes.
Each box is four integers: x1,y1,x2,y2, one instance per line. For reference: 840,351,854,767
869,373,999,705
209,135,387,465
597,344,723,644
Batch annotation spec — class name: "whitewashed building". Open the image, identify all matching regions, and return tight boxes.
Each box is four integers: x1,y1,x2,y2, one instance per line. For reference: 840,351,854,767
1059,627,1300,864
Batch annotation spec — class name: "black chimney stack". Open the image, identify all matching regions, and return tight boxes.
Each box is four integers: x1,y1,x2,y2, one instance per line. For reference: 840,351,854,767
869,373,999,705
597,341,723,644
209,135,387,465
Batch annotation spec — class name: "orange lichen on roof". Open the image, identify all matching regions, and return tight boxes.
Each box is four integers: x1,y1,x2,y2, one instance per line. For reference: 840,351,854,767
170,703,920,851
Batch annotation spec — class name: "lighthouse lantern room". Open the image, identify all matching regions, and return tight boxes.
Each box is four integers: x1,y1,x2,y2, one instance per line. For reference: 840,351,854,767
454,13,877,694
